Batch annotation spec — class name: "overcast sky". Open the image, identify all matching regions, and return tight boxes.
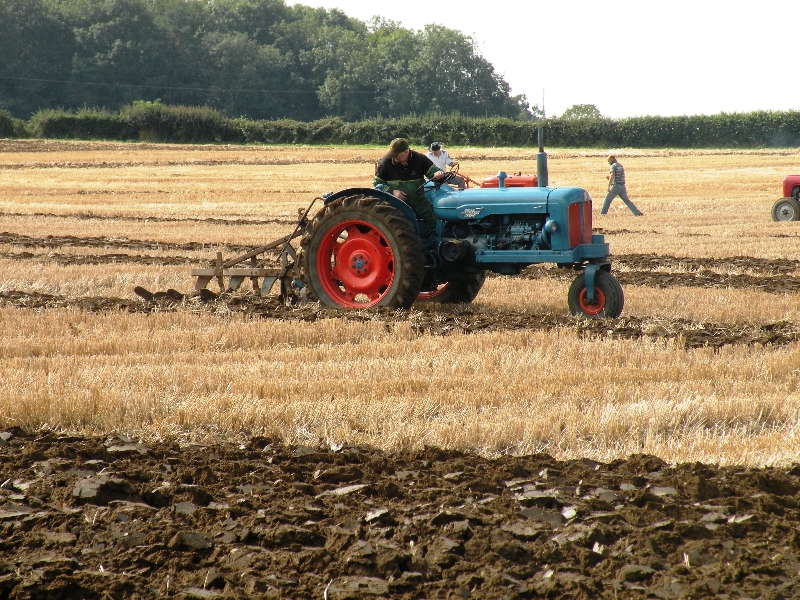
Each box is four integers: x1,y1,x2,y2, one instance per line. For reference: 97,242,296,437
289,0,797,119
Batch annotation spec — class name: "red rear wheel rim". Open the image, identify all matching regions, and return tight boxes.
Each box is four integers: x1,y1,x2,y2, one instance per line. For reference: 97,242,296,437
578,287,606,316
315,219,394,307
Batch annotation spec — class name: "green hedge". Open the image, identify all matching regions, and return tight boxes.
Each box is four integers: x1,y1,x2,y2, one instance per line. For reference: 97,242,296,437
120,102,246,143
27,107,134,140
17,105,800,148
0,109,21,137
26,104,246,143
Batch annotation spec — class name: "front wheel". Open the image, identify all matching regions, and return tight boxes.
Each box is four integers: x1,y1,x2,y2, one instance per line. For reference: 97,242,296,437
300,195,425,308
771,197,800,222
416,271,487,304
568,270,624,318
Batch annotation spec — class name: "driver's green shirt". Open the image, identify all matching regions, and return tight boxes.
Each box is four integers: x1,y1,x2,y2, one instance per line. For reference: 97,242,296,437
373,150,441,225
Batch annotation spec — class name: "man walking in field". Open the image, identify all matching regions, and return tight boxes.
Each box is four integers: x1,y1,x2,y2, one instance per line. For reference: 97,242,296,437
600,155,643,216
374,138,446,226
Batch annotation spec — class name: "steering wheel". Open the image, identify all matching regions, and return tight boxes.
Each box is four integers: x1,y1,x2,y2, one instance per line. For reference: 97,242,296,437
418,171,456,194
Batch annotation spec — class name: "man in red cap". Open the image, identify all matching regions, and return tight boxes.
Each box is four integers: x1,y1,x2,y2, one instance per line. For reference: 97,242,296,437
373,138,446,226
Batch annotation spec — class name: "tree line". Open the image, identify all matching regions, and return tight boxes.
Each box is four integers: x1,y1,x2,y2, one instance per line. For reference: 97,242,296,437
0,0,532,122
3,103,798,148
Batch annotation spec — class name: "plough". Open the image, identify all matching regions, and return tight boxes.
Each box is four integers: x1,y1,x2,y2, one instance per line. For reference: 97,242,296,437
189,201,316,300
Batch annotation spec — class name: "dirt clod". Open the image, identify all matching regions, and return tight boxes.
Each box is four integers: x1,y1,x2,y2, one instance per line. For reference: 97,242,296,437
2,429,800,599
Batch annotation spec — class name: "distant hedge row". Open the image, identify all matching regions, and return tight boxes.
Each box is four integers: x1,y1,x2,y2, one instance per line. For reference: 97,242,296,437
8,104,800,148
0,109,22,137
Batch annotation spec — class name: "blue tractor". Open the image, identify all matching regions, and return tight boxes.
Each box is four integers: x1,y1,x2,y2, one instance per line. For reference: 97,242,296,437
299,134,623,318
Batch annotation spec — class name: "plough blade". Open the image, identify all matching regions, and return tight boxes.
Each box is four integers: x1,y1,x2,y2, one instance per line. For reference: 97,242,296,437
187,199,318,303
190,230,304,298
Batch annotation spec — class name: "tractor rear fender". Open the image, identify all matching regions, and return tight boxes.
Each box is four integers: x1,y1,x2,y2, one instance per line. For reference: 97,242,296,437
322,188,420,234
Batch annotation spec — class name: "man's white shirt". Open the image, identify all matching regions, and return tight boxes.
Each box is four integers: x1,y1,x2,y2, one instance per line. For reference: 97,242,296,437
426,150,453,171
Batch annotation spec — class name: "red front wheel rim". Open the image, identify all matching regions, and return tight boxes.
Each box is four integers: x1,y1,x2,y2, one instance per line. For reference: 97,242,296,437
578,287,606,316
315,220,394,307
418,283,451,300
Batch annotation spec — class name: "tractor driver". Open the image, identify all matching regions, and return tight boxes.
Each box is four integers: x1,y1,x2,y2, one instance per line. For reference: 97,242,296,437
374,138,446,227
426,142,465,189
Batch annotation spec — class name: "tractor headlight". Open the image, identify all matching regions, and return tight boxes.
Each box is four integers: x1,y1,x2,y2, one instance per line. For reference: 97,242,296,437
544,219,558,233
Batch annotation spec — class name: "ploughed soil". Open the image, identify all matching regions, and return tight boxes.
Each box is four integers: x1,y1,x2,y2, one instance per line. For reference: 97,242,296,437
4,230,800,598
2,428,800,600
2,230,800,292
2,230,800,350
2,288,799,352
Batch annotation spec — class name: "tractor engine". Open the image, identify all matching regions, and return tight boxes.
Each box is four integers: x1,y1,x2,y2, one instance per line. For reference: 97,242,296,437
441,214,550,256
427,181,598,274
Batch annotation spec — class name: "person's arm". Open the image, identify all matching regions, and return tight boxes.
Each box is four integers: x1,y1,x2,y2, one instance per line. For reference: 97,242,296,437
374,163,412,199
374,175,409,199
373,168,391,192
421,154,445,180
427,165,445,180
374,175,404,199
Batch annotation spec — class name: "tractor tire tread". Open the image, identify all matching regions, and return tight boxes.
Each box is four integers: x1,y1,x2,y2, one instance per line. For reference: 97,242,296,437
771,197,800,222
300,194,425,308
417,271,487,304
568,269,624,319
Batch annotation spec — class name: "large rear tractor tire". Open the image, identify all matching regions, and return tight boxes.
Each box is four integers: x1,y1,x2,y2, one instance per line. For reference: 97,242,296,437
300,195,425,308
568,269,624,318
771,197,800,222
416,271,487,304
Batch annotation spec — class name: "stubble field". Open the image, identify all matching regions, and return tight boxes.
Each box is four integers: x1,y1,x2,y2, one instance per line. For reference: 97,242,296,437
2,140,800,599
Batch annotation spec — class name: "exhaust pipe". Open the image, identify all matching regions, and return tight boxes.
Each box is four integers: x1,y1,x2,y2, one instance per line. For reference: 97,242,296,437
537,127,548,187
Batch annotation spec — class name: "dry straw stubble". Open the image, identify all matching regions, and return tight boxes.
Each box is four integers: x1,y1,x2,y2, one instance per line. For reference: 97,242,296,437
1,141,800,465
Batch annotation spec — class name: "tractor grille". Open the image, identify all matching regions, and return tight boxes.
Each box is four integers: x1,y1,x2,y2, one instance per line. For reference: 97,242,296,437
568,201,593,247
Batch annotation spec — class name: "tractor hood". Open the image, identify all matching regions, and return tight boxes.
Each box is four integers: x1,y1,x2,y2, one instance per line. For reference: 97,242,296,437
429,185,587,221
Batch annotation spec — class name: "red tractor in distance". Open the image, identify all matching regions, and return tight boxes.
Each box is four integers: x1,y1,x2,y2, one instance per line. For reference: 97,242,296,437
771,175,800,221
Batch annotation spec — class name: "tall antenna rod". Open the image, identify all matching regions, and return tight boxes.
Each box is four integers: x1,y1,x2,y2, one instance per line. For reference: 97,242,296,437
542,88,545,119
